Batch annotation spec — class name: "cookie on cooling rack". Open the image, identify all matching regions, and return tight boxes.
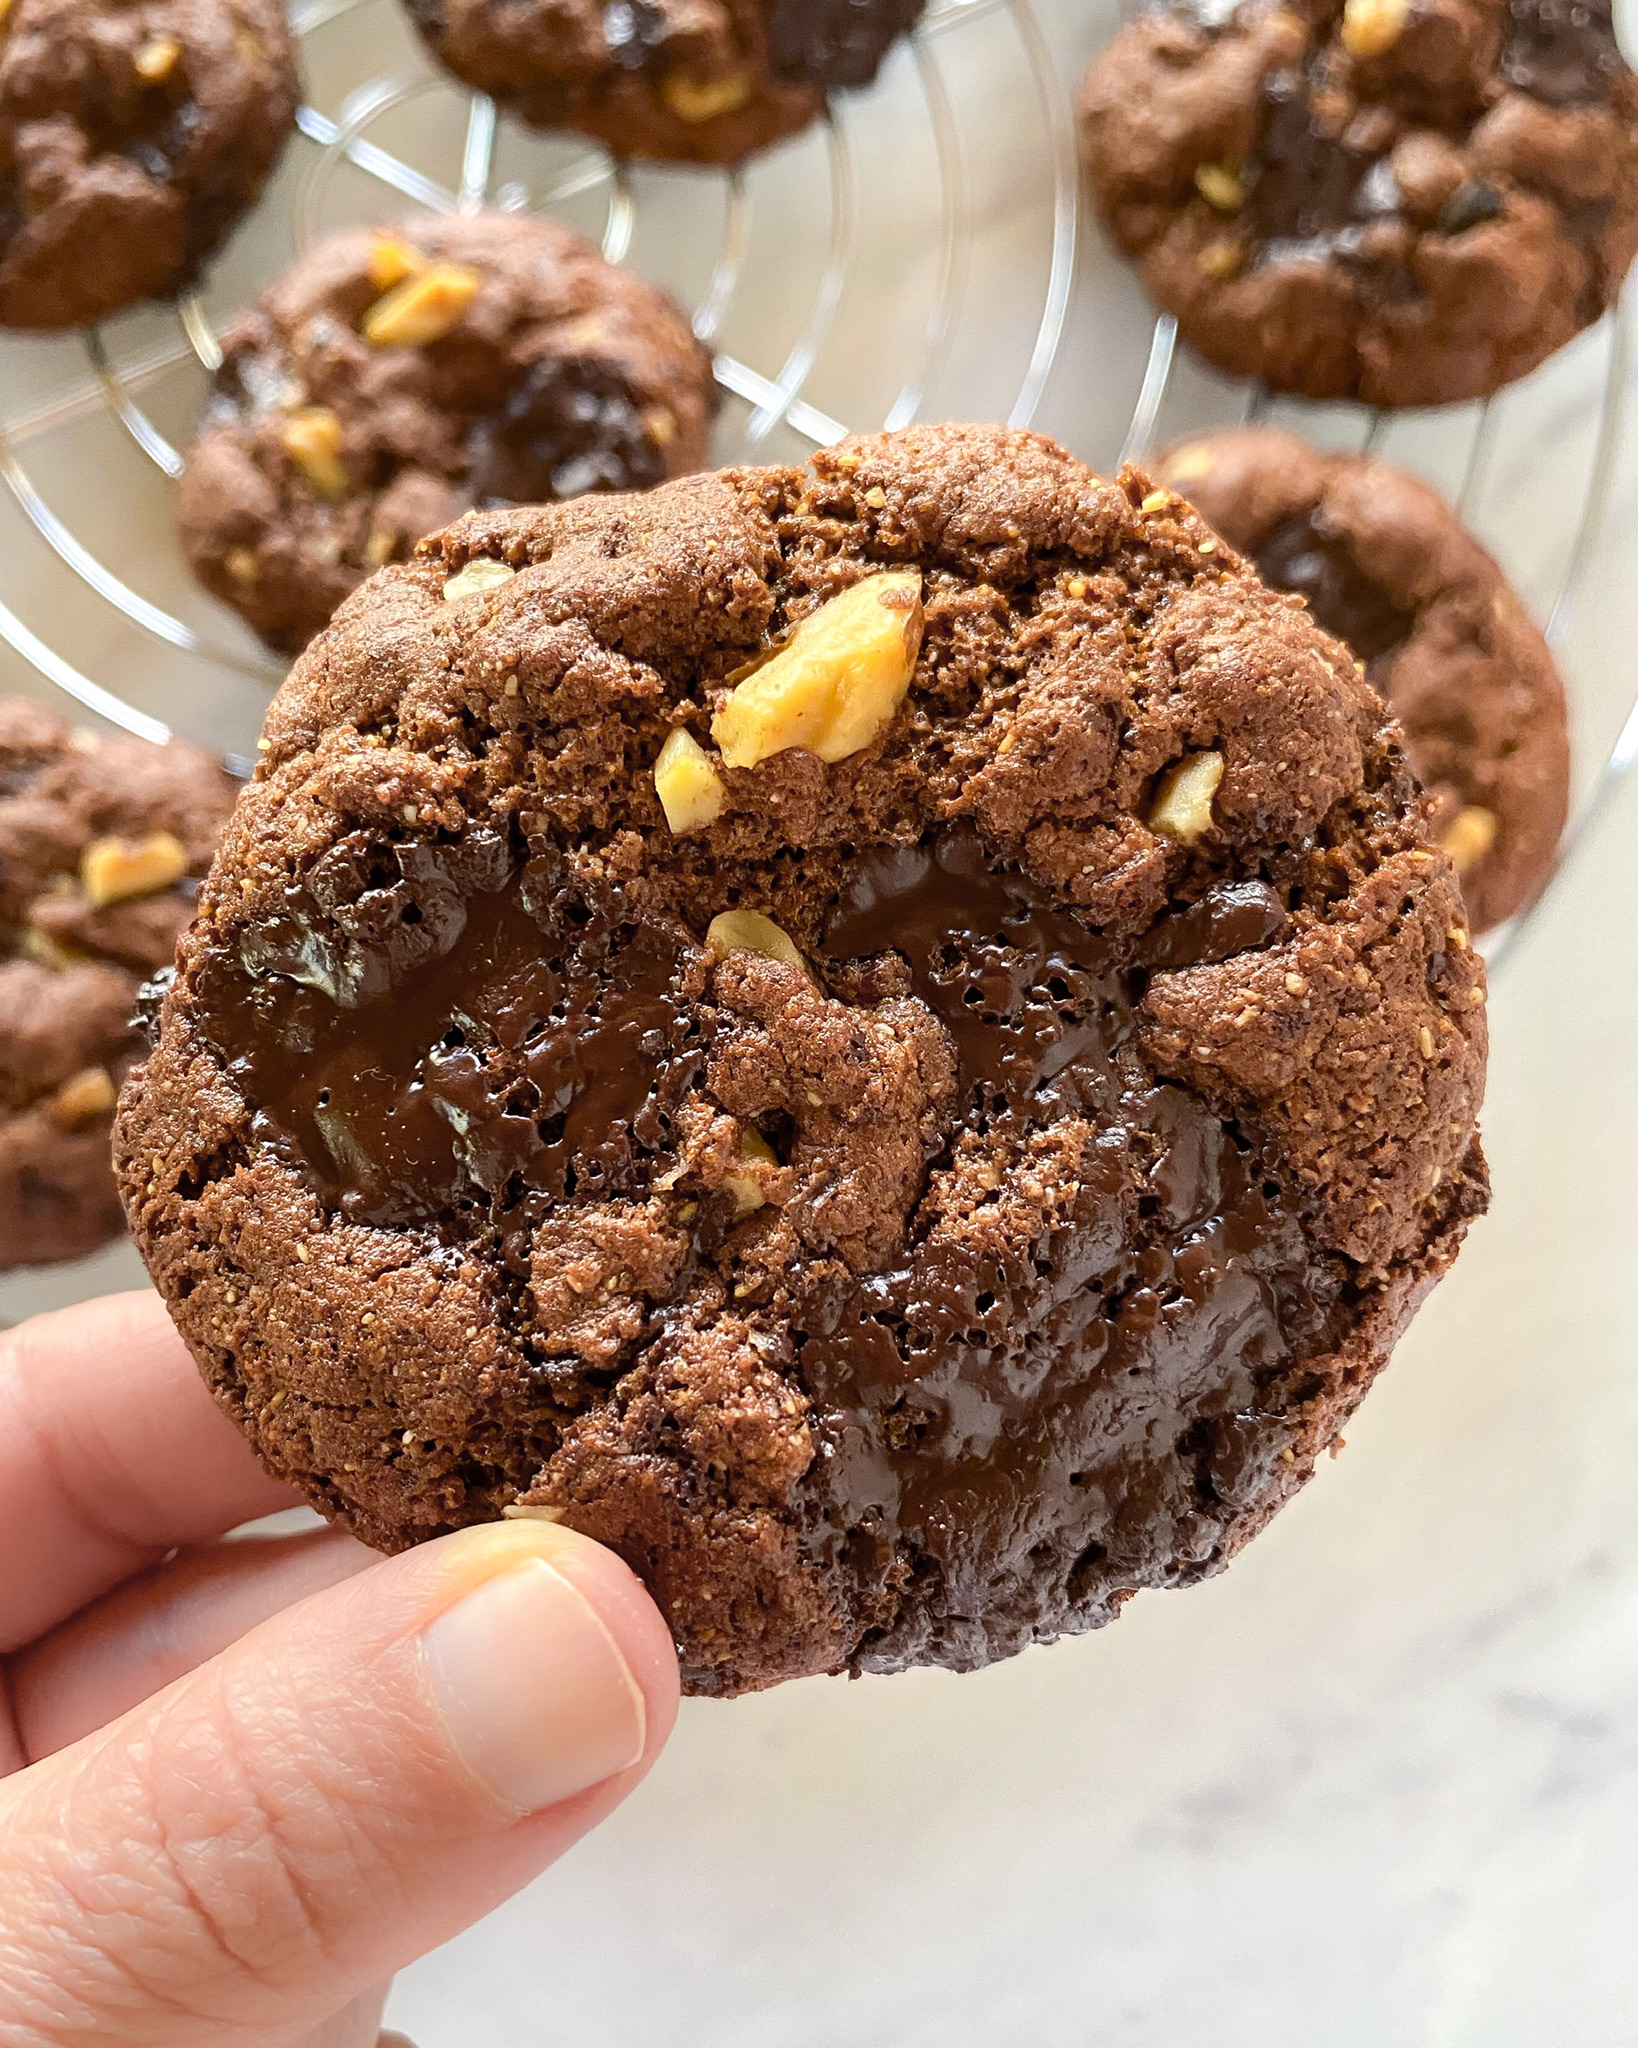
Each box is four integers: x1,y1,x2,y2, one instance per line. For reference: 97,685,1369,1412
401,0,926,167
179,210,717,655
0,0,299,331
1155,426,1569,931
0,699,235,1271
1079,0,1638,407
118,421,1488,1695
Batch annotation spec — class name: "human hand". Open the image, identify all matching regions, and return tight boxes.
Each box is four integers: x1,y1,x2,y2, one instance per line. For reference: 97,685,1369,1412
0,1290,679,2048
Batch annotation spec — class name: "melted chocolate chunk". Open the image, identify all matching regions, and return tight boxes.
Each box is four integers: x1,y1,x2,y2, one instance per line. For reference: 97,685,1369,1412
802,829,1314,1667
765,0,927,91
199,840,705,1230
1504,0,1626,107
469,355,668,506
1254,508,1417,666
1137,879,1288,969
1245,81,1383,261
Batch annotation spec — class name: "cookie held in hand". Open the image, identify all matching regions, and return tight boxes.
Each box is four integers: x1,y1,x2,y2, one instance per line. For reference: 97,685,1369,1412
120,424,1488,1695
1156,425,1569,931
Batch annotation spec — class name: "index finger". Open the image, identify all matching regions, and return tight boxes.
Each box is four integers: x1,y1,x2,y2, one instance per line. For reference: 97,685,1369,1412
0,1289,300,1650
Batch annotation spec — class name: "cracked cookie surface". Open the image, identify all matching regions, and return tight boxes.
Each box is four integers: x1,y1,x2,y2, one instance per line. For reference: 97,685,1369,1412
1156,425,1569,930
180,211,717,655
1079,0,1638,406
118,422,1487,1695
1,699,235,1270
0,0,298,330
400,0,925,166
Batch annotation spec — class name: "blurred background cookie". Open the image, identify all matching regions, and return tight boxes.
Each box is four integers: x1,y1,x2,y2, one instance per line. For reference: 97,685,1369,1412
1080,0,1638,407
0,0,299,330
179,210,718,654
1157,425,1570,929
0,700,234,1271
400,0,926,167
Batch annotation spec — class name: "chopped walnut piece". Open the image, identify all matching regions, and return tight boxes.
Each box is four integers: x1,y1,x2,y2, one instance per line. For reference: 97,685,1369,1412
280,407,349,500
723,1128,778,1217
711,570,924,768
705,909,806,970
654,729,726,833
1341,0,1410,57
363,263,482,348
442,558,516,604
134,32,182,80
1440,804,1498,877
661,71,752,122
48,1066,117,1130
1193,162,1244,212
1148,750,1225,844
81,830,188,907
367,234,427,293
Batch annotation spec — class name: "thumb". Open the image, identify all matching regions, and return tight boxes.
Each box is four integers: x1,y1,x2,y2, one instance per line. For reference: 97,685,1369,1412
0,1521,679,2048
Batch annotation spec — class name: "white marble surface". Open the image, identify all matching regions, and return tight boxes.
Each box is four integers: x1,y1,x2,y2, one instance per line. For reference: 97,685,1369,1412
1,0,1636,2035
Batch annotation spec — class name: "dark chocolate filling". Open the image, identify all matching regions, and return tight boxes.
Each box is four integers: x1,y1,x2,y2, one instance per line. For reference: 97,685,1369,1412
1253,507,1417,667
196,823,1328,1665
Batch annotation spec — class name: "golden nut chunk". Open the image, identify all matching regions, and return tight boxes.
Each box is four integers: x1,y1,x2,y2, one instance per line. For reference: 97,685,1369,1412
363,263,482,348
363,523,397,569
367,234,427,293
1341,0,1410,57
1198,237,1246,279
1161,442,1218,488
134,32,182,80
1193,162,1245,212
22,923,80,971
280,407,349,501
442,557,516,604
661,70,753,122
705,909,806,970
654,728,726,833
711,569,925,769
723,1128,778,1219
1149,750,1225,844
1440,803,1498,875
81,830,189,907
500,1502,568,1523
48,1066,117,1131
225,545,259,585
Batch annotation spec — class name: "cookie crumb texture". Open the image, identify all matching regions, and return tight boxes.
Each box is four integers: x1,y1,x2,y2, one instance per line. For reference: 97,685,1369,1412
401,0,925,166
1159,426,1569,931
1,700,235,1270
1079,0,1638,406
119,424,1488,1694
179,212,717,655
0,0,298,331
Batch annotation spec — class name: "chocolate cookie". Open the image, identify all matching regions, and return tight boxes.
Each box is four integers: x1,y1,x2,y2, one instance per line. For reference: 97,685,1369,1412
1155,426,1569,929
179,211,717,656
401,0,926,167
0,0,298,331
1079,0,1638,407
118,423,1488,1696
1,700,235,1271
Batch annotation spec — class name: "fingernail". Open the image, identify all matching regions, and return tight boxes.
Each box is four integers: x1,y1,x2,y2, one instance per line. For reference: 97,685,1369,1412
421,1558,646,1812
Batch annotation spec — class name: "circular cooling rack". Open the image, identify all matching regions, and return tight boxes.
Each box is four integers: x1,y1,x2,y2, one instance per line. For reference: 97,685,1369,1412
0,0,1636,1316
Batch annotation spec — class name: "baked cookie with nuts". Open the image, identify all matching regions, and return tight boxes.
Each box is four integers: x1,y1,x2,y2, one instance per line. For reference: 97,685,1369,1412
119,422,1488,1696
400,0,925,167
1079,0,1638,406
1156,426,1569,929
0,698,234,1270
0,0,298,330
179,210,717,655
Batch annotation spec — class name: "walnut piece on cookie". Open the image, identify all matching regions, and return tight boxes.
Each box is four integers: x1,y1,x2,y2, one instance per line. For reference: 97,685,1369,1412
0,699,235,1270
118,423,1487,1696
1156,424,1570,931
